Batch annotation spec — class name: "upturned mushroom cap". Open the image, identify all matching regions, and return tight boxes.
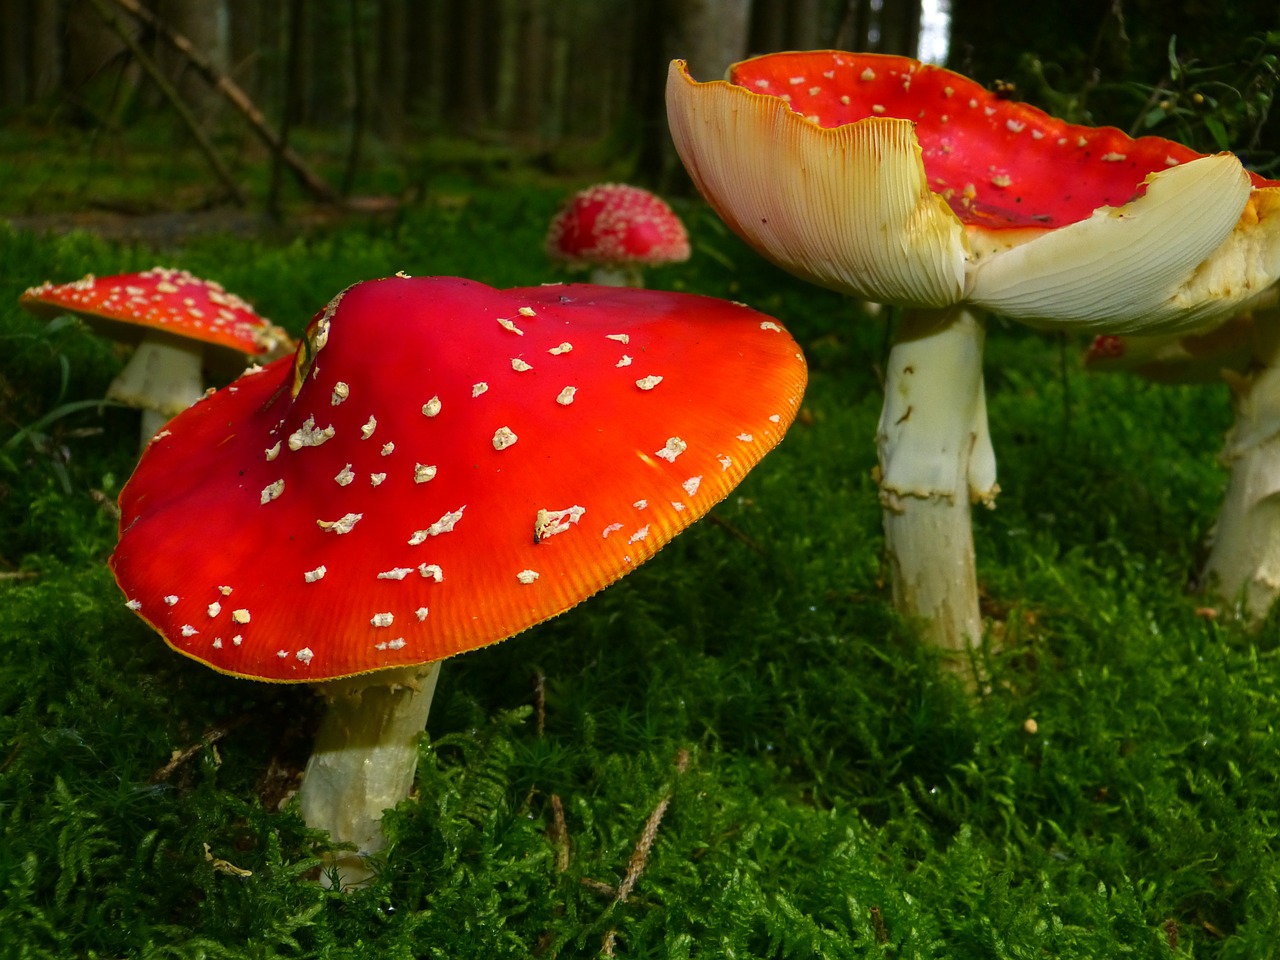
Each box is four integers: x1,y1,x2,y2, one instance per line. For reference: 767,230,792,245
20,267,291,373
111,276,807,682
667,52,1280,335
546,184,691,271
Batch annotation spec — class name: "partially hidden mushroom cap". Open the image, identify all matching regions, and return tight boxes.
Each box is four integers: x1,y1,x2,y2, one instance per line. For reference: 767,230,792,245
546,184,691,270
20,267,292,373
667,52,1280,334
110,275,807,682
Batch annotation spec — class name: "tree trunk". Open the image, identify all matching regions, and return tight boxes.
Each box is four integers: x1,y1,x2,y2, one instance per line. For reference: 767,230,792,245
374,0,408,141
153,0,228,117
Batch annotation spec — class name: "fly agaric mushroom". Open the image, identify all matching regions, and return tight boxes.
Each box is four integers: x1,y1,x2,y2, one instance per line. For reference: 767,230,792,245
110,274,806,888
1086,288,1280,620
20,267,292,444
546,183,691,287
667,51,1280,657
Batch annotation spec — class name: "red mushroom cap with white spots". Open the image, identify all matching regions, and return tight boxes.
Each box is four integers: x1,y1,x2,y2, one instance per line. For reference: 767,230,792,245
20,267,291,371
110,275,807,682
546,184,691,270
668,52,1280,334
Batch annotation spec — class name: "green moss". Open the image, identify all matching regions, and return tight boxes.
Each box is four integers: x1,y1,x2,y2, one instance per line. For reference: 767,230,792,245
1,184,1278,959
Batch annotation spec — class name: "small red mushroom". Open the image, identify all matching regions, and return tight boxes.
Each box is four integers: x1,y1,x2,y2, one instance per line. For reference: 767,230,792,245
110,274,807,887
667,51,1280,656
20,267,292,444
545,183,691,287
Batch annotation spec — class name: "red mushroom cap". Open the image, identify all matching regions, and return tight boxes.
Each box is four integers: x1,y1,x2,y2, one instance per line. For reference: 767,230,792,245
723,51,1270,230
545,184,691,270
20,267,291,371
110,275,806,682
668,52,1280,332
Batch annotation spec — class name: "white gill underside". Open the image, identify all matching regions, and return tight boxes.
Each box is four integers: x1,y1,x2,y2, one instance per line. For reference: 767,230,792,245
297,662,442,890
877,307,995,654
665,60,967,307
967,154,1253,333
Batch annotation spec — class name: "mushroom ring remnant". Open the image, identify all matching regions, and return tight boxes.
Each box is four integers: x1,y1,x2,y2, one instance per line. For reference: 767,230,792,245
667,50,1280,657
110,275,806,888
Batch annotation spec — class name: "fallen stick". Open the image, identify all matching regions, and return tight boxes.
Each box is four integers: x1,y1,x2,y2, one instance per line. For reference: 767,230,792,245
108,0,340,204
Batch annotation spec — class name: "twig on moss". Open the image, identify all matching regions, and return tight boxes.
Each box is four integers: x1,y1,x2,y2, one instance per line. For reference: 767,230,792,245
596,749,691,953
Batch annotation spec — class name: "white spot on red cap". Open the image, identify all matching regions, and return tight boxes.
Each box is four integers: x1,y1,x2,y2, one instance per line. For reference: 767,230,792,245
556,386,577,405
415,608,428,621
126,599,142,611
656,437,686,462
616,355,633,367
636,375,663,390
181,625,198,637
370,472,387,486
422,396,442,417
296,648,314,664
737,433,754,442
331,382,350,405
260,479,284,504
414,463,438,483
304,565,327,582
371,612,394,627
606,333,630,344
318,512,362,534
265,441,281,461
288,416,334,450
628,525,650,544
418,563,443,581
548,343,572,355
493,426,518,450
207,602,222,617
517,570,540,584
682,476,702,496
760,321,782,332
410,506,466,543
378,567,413,580
511,358,533,372
231,609,250,624
472,382,488,398
361,416,378,439
497,317,525,335
518,306,536,317
602,522,623,538
380,442,394,456
165,595,179,606
335,464,355,486
535,505,585,541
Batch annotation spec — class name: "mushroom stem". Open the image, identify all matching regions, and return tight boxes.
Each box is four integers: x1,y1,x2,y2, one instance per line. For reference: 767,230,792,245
297,662,442,890
876,306,996,656
1202,318,1280,620
587,265,643,288
105,332,206,444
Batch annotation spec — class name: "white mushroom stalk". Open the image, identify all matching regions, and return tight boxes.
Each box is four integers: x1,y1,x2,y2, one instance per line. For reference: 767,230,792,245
298,664,441,888
1088,293,1280,621
106,333,207,440
667,52,1280,660
878,307,996,649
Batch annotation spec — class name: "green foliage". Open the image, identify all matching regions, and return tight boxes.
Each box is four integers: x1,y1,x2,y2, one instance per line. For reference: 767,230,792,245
2,170,1279,959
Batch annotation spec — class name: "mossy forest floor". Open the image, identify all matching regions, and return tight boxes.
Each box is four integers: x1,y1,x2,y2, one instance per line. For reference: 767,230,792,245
2,178,1278,959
